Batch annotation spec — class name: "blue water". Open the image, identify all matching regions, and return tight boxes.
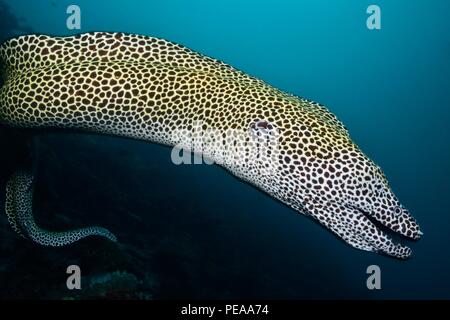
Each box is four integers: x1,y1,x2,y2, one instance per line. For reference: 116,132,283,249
0,0,449,299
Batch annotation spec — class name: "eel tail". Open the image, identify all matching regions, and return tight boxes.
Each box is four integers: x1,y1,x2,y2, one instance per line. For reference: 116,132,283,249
5,169,117,246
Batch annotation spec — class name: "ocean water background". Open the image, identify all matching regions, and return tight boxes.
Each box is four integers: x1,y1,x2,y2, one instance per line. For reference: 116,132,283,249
0,0,449,299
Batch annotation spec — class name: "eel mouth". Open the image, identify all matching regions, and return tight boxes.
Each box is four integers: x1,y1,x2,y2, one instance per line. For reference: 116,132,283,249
363,209,420,242
350,205,422,259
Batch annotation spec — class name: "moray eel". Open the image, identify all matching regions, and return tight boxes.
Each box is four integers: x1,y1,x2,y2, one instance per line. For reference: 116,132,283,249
5,169,117,246
0,32,421,258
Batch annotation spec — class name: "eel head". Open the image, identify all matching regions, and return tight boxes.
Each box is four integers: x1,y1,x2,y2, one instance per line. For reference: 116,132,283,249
297,152,422,259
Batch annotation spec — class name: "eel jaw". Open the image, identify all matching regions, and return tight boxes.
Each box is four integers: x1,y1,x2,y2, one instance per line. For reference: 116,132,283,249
306,199,419,259
349,204,422,259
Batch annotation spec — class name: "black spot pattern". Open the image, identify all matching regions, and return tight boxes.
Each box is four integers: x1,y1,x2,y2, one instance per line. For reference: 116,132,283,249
0,32,421,258
5,170,117,246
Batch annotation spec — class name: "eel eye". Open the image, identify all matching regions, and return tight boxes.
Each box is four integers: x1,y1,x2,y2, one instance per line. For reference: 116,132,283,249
394,206,402,216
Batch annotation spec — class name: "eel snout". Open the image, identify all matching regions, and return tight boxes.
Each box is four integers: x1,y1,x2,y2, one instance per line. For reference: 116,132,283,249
346,202,422,259
309,197,418,259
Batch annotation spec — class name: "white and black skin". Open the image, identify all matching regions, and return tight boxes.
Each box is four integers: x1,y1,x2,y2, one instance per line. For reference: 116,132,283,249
5,170,117,246
0,32,422,258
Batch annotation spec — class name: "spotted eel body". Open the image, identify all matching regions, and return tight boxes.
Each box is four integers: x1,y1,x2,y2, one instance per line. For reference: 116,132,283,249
0,32,421,258
5,170,117,246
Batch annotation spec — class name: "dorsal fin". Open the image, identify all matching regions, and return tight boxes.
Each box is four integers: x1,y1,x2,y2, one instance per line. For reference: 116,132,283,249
0,32,348,136
292,94,349,135
5,174,27,239
0,32,262,86
307,101,348,135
